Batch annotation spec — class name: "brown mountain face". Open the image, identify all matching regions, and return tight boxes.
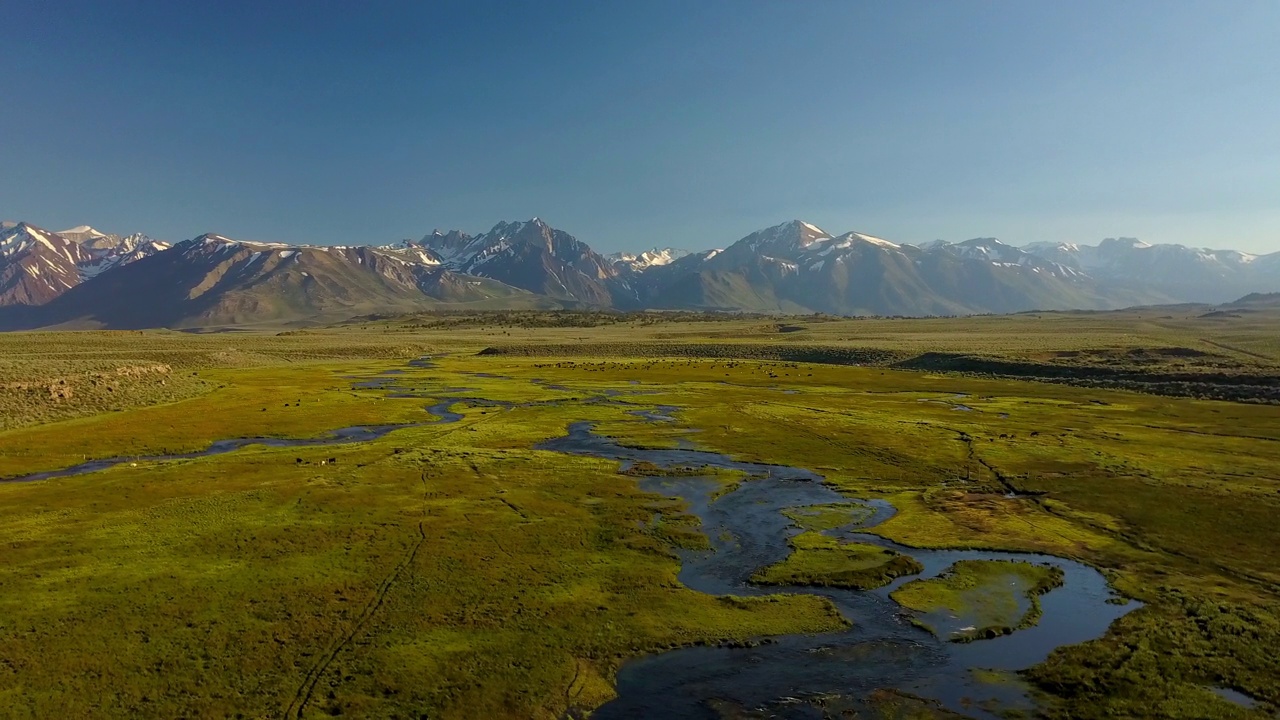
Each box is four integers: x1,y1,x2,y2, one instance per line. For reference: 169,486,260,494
28,234,541,329
0,223,174,308
421,219,638,306
0,223,93,306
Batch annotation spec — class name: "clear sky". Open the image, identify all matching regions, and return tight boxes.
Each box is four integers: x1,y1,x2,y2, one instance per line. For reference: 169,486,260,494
3,1,1278,253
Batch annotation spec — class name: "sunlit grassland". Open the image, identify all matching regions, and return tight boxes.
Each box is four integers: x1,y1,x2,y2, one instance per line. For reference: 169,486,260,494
0,330,435,430
0,396,844,719
459,356,1280,714
364,307,1280,366
0,323,1277,717
0,363,430,477
511,358,1280,593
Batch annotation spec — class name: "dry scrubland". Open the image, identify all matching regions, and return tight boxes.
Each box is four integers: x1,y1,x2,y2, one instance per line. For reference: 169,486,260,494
0,308,1278,718
0,331,434,430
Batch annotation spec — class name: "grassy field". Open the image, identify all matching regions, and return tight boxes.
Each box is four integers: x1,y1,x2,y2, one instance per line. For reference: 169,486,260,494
0,309,1277,717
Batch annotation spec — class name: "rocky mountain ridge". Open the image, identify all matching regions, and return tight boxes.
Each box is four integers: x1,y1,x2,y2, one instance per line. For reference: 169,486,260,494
1,217,1275,328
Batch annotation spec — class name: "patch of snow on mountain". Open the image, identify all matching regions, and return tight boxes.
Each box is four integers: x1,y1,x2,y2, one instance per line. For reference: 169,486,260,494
610,247,690,270
57,225,108,239
849,232,898,248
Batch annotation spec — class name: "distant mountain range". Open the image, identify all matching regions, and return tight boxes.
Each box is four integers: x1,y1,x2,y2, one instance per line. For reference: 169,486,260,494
0,218,1276,328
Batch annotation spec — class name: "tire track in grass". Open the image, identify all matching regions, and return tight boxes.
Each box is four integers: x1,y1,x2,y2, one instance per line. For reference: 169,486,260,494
1199,337,1272,362
285,467,433,719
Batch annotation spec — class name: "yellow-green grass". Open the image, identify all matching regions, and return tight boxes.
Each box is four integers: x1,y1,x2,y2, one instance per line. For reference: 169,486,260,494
445,355,1280,712
0,329,435,430
367,306,1280,369
484,357,1280,597
890,560,1064,642
752,531,924,590
0,397,846,719
783,502,876,531
0,326,1278,717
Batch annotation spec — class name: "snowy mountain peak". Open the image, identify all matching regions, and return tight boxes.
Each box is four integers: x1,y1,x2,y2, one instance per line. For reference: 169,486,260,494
121,232,168,250
78,233,172,279
726,220,833,257
831,231,899,249
0,223,97,305
786,219,833,244
196,234,238,246
610,247,690,271
1020,236,1278,301
57,225,110,241
1100,237,1151,249
1023,240,1079,253
0,222,70,258
947,237,1022,262
957,237,1009,248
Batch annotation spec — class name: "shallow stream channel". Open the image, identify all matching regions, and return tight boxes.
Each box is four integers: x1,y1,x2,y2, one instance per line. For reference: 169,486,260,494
2,358,1138,717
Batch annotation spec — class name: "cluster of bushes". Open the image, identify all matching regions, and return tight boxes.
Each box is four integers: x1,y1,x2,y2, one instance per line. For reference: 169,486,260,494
1027,590,1279,714
896,353,1280,403
481,342,903,365
373,309,776,330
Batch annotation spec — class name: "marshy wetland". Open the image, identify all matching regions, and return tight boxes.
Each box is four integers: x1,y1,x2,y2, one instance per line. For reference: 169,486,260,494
0,310,1278,718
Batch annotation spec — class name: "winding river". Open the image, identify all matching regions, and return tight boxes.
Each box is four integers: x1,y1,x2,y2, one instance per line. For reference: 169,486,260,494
539,421,1135,718
2,358,1138,717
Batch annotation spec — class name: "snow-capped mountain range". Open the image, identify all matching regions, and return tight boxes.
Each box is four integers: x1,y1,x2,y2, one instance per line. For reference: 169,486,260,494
0,218,1275,328
0,223,170,306
1018,237,1272,302
609,247,691,271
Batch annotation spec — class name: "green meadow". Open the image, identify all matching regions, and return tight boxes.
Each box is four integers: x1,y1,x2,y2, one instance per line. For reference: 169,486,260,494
0,310,1277,718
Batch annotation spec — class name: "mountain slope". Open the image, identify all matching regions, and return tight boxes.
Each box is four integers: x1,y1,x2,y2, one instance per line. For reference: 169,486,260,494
28,234,543,329
1220,292,1280,311
0,223,93,305
1023,238,1279,303
638,221,1173,315
0,223,176,307
77,232,173,278
419,219,637,306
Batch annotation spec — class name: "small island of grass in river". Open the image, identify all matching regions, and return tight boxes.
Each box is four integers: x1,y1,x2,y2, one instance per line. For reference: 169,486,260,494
783,502,876,531
891,559,1065,642
751,530,925,590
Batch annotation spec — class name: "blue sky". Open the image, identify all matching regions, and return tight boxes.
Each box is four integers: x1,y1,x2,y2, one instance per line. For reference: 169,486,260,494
3,1,1278,253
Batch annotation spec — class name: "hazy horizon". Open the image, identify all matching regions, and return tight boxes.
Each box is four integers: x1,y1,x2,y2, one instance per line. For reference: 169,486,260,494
3,1,1278,254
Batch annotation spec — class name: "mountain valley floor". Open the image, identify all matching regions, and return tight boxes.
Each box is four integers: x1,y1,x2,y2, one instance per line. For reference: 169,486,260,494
0,308,1277,718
